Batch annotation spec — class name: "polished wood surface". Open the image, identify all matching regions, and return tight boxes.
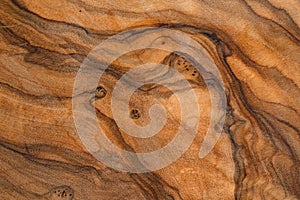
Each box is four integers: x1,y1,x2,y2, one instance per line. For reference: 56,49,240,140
0,0,299,199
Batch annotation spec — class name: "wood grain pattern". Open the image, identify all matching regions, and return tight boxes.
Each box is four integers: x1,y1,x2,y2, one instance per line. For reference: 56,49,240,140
0,0,299,199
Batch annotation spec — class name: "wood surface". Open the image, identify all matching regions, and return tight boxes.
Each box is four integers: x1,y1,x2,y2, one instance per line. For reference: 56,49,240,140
0,0,299,199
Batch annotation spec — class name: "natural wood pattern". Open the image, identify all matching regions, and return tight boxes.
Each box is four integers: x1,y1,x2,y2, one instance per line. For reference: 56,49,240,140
0,0,299,199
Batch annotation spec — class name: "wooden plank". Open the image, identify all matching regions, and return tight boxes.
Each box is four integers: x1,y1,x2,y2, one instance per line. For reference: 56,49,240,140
0,0,299,199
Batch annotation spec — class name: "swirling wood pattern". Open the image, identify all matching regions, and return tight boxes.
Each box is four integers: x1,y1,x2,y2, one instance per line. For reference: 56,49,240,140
0,0,299,199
